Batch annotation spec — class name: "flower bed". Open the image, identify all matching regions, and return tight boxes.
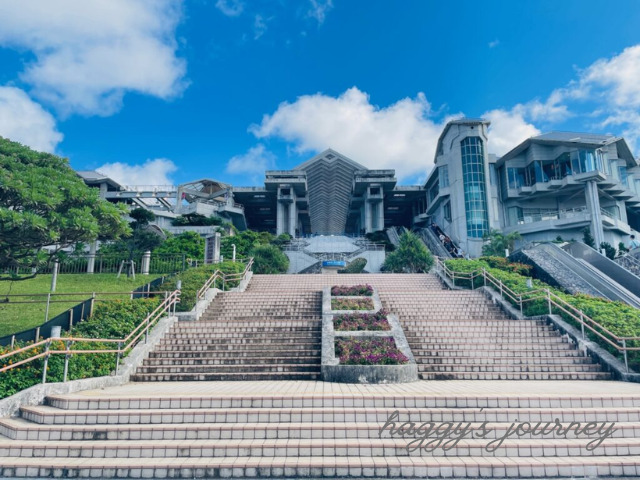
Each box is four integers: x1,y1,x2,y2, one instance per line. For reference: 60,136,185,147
335,337,409,365
331,297,374,310
334,310,391,331
330,284,373,296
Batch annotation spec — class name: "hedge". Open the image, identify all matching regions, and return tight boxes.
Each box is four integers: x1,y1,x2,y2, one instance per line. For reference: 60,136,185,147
162,261,247,312
444,258,640,371
0,298,161,399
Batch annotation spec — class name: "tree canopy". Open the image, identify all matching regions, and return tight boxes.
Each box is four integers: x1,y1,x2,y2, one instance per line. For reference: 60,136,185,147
0,137,130,279
382,231,434,273
481,229,521,257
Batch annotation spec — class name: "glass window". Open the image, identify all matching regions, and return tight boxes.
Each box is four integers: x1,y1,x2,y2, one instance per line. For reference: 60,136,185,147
461,137,489,238
618,166,629,187
440,165,449,188
443,201,451,221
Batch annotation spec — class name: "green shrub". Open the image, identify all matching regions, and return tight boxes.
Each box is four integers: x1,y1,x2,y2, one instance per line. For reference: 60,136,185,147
382,231,433,273
339,257,367,273
600,242,616,260
582,227,596,249
163,261,246,311
0,298,160,399
250,245,289,274
478,256,532,276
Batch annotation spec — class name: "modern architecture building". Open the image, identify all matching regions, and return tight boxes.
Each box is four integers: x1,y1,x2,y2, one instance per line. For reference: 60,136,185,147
79,120,640,258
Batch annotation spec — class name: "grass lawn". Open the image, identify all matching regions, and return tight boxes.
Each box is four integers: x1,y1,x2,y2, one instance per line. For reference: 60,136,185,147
0,274,164,338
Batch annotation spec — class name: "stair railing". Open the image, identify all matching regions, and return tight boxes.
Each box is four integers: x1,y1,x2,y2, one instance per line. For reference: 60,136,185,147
435,257,640,372
0,289,181,383
196,257,254,300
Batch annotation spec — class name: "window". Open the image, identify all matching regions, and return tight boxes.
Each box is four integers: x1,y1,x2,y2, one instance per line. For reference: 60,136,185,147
618,166,629,187
440,165,449,188
443,201,451,221
507,168,525,188
370,187,380,195
460,137,489,238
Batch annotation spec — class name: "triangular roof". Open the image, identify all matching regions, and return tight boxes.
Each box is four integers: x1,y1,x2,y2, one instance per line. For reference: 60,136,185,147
295,148,367,171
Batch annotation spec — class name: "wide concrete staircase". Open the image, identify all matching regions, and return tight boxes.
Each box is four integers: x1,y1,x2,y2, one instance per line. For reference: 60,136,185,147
245,274,610,381
1,381,640,478
131,290,322,381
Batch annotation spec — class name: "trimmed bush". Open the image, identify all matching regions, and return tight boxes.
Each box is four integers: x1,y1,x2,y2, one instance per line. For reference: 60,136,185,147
335,337,409,365
331,285,373,296
162,261,246,312
250,244,289,274
382,231,433,273
338,257,367,273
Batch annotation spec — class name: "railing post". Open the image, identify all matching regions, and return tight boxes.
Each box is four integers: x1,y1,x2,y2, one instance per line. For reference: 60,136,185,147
115,341,123,375
622,339,629,373
519,295,523,315
580,312,585,339
483,269,487,287
499,281,503,298
42,341,50,384
44,293,51,323
63,340,71,382
90,293,96,317
547,289,552,315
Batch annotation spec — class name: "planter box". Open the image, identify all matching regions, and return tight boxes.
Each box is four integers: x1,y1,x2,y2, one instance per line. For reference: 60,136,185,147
321,287,418,384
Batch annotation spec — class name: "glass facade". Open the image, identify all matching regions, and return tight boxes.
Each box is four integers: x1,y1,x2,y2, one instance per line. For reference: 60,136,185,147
461,137,489,238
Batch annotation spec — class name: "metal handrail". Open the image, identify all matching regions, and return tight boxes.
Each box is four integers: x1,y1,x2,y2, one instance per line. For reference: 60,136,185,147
435,257,640,372
196,258,254,300
0,290,181,381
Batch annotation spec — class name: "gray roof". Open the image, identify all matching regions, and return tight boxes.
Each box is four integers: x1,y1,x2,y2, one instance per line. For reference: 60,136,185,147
76,170,122,188
533,132,616,144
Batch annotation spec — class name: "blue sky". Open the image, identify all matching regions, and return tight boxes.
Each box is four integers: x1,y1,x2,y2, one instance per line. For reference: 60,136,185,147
1,0,640,187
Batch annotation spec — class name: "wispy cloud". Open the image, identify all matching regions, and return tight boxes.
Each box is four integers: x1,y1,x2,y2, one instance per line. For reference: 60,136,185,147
488,39,500,48
215,0,243,17
253,14,268,40
226,144,276,179
307,0,333,26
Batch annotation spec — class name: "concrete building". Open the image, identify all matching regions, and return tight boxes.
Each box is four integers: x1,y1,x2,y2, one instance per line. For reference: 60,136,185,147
422,121,640,256
79,120,640,257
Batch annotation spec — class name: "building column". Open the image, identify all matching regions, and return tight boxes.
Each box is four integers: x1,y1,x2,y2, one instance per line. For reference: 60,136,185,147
376,200,384,232
87,241,97,274
364,202,373,233
288,201,297,237
585,180,605,248
276,202,285,236
175,186,184,214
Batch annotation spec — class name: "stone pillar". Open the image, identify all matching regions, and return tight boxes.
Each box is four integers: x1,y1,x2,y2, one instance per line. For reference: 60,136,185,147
87,241,97,274
376,199,384,232
364,202,373,233
276,202,285,236
141,251,151,275
175,186,184,214
584,180,605,248
205,233,221,264
288,201,297,237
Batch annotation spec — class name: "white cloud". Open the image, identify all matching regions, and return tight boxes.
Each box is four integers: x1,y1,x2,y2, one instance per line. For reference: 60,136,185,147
250,87,447,180
254,14,268,40
97,158,177,186
488,39,499,48
0,86,63,153
307,0,333,25
0,0,187,117
215,0,244,17
573,45,640,108
483,108,540,156
226,144,276,175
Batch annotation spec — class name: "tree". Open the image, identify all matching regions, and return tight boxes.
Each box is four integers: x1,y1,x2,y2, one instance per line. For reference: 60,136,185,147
382,231,434,273
582,227,596,249
481,229,521,257
250,244,289,274
154,231,205,260
0,137,129,279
